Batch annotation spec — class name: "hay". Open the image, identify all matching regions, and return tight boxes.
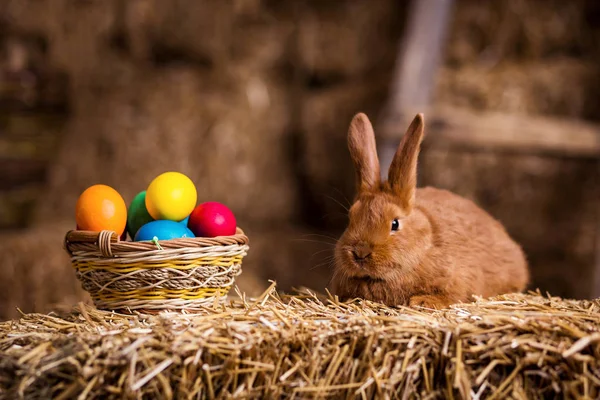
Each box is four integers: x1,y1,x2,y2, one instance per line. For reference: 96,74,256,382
1,284,599,399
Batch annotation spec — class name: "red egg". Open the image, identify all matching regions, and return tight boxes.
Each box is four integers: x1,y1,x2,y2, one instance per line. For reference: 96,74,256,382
188,202,236,237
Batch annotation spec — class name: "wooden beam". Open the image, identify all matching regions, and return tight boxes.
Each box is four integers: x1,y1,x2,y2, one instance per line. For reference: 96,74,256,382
384,0,454,117
377,0,454,175
421,106,600,158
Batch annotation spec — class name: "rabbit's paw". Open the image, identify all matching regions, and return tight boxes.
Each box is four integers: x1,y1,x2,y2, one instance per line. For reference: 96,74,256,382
409,295,450,310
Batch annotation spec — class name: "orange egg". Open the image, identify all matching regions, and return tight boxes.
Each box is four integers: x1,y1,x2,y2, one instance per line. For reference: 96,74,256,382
75,184,127,235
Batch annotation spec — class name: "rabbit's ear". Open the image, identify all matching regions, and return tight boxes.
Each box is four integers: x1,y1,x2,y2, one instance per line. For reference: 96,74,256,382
388,113,425,210
348,113,381,192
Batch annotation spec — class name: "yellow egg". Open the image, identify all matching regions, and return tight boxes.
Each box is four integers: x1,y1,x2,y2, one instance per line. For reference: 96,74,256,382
145,172,197,221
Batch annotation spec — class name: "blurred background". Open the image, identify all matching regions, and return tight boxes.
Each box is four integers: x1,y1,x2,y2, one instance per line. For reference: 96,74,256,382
0,0,599,320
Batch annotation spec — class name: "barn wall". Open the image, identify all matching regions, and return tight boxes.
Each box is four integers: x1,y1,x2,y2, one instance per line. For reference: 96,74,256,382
0,0,598,319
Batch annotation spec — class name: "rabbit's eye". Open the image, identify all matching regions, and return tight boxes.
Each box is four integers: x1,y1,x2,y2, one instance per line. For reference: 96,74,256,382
391,219,400,231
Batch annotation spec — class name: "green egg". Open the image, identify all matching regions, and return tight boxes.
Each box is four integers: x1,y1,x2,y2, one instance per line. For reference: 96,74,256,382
127,191,155,238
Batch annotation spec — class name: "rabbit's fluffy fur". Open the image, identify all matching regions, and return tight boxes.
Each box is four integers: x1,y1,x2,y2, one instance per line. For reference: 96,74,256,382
330,113,529,309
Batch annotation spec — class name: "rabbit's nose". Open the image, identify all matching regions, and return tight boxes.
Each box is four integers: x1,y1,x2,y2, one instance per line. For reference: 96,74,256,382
352,242,373,260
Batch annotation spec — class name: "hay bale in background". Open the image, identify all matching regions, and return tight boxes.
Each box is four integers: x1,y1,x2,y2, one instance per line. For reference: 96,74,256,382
295,0,405,80
0,30,69,230
435,60,599,117
0,0,599,318
445,0,600,66
0,222,85,317
0,288,599,398
438,0,600,119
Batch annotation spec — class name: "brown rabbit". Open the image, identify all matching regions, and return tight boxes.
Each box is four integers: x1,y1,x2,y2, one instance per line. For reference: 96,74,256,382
330,112,529,309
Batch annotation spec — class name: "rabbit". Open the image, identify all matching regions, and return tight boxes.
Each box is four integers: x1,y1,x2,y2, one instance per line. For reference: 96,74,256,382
330,112,529,309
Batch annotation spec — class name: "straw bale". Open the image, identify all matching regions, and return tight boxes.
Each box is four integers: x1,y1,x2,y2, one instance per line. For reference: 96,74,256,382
1,0,599,330
132,0,239,66
0,222,86,321
1,286,599,399
138,0,294,71
0,0,119,85
295,0,404,80
438,0,600,120
444,0,600,65
434,60,599,119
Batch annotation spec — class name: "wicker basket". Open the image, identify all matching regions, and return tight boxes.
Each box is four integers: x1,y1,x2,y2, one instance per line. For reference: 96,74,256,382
63,228,249,312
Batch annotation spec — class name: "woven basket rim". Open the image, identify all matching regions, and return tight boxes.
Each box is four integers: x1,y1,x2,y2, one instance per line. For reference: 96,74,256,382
64,227,249,257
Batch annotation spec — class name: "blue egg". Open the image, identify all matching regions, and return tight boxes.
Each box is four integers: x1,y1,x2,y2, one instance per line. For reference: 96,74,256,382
134,220,195,242
180,216,190,226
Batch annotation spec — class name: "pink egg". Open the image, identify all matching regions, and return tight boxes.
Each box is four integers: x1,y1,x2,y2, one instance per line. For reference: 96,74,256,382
188,202,237,237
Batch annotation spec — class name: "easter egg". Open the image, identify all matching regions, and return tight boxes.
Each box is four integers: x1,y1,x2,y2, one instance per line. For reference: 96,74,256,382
188,202,236,237
145,172,197,221
75,184,127,235
127,191,155,238
134,220,195,242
